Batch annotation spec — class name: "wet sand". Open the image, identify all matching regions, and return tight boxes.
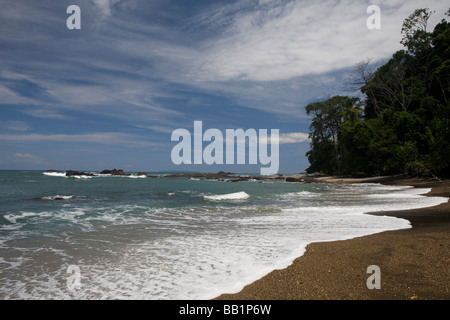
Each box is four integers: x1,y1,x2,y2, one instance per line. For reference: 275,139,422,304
216,177,450,300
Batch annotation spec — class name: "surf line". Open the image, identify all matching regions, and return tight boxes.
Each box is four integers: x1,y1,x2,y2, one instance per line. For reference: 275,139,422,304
171,121,279,175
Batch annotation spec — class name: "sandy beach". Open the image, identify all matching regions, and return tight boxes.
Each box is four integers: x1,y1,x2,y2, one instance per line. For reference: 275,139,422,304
216,177,450,300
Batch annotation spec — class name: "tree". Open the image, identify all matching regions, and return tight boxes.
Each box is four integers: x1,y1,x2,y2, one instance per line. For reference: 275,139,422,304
305,8,450,178
305,96,361,175
401,8,434,55
353,59,382,118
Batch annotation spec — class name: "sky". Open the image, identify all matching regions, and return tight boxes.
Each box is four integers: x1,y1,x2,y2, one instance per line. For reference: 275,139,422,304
0,0,448,174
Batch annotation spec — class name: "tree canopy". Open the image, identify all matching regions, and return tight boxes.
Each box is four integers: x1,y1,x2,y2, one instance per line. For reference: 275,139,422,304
305,8,450,178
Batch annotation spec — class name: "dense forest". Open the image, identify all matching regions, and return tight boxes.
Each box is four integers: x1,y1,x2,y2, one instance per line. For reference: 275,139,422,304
305,8,450,178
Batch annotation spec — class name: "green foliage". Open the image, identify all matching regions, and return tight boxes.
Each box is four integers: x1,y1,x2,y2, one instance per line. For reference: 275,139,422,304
305,96,362,175
401,8,434,55
305,7,450,178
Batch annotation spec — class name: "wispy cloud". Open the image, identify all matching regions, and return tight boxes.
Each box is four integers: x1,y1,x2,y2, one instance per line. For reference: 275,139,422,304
133,124,177,134
91,0,119,17
279,132,310,144
188,0,449,82
13,152,45,165
24,109,70,120
14,152,42,161
1,0,447,172
0,120,30,132
0,132,162,147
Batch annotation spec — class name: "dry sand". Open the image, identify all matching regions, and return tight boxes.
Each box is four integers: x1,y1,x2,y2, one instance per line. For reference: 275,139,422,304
215,177,450,300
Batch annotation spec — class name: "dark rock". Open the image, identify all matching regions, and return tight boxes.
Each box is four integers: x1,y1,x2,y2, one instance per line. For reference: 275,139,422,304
286,176,316,183
229,176,267,182
66,170,94,177
112,169,125,175
230,177,253,182
100,169,126,176
166,171,231,179
215,171,229,178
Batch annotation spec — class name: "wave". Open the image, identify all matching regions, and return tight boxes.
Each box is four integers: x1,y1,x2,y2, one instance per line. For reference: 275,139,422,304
41,195,75,201
42,172,93,179
42,172,67,178
71,175,93,179
280,191,315,199
204,191,250,201
4,211,53,224
127,175,147,179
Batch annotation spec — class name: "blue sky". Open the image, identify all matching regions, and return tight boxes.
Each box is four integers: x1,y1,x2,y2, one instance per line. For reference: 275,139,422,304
0,0,448,174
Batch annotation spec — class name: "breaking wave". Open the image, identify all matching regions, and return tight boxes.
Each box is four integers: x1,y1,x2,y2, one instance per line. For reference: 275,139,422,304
204,191,250,201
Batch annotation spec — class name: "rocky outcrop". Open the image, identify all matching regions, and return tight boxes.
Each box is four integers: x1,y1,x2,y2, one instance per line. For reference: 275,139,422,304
66,170,95,177
165,171,233,179
230,176,264,182
100,169,125,176
285,176,316,183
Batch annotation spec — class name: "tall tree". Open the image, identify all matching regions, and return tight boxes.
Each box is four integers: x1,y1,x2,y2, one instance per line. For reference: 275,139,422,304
401,8,434,55
305,8,450,178
305,96,361,175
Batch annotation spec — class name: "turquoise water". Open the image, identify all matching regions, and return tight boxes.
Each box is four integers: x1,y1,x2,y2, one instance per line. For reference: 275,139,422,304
0,170,446,299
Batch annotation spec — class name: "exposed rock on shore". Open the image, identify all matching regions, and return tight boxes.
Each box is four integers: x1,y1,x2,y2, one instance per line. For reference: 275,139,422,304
165,171,232,179
285,176,317,183
100,169,125,176
66,170,95,177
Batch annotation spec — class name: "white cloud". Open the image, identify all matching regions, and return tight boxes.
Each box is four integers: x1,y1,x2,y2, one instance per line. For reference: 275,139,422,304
279,132,310,144
14,153,38,159
190,0,449,82
91,0,120,17
1,121,30,132
24,109,70,120
14,153,43,163
0,85,34,105
134,124,177,134
0,132,162,147
2,0,448,126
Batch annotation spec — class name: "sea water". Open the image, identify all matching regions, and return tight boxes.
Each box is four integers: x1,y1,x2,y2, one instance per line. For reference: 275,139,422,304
0,171,447,299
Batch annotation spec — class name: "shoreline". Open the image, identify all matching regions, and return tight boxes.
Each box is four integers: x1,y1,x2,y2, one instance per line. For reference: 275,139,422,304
215,176,450,300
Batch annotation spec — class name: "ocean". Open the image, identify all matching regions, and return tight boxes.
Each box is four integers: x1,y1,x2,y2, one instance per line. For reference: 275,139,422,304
0,170,447,300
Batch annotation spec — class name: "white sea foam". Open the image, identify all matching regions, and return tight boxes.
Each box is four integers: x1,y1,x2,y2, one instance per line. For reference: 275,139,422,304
4,211,53,224
204,191,250,201
41,195,74,201
1,179,448,300
127,175,147,179
42,172,66,178
72,175,93,179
